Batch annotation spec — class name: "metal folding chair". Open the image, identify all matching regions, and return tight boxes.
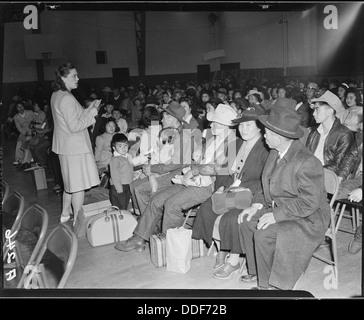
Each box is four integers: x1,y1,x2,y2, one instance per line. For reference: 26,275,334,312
312,168,340,282
17,224,78,289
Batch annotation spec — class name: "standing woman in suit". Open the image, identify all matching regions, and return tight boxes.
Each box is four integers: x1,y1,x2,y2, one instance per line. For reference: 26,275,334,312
51,63,100,225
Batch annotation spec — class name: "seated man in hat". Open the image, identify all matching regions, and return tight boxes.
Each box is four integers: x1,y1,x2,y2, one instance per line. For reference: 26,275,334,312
238,98,331,290
306,90,358,183
116,101,194,251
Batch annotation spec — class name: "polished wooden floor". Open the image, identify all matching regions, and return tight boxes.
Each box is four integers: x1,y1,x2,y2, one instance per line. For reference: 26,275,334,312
2,138,362,298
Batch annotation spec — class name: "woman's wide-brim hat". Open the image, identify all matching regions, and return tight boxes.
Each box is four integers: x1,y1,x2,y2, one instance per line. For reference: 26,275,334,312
232,104,267,123
258,98,304,139
207,103,238,126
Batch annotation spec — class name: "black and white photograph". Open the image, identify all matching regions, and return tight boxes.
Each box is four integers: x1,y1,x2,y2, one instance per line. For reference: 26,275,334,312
1,1,363,302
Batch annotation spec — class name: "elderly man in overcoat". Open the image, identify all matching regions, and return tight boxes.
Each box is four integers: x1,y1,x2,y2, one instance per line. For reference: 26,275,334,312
238,98,331,290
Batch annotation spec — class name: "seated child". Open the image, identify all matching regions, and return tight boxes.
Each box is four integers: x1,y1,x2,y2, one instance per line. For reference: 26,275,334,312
112,108,128,134
109,133,134,210
94,118,118,176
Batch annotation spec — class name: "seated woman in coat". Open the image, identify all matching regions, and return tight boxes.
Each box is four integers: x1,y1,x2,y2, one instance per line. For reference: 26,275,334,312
192,105,269,279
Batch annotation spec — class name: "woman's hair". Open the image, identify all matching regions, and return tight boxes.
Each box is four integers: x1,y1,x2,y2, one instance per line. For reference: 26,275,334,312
200,89,212,98
111,133,128,148
138,105,160,128
345,87,363,106
16,102,25,109
178,97,192,109
251,93,263,103
100,118,119,135
53,63,76,92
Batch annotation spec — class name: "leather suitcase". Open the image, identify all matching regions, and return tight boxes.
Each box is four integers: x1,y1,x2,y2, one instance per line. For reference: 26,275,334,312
86,206,138,247
149,233,207,268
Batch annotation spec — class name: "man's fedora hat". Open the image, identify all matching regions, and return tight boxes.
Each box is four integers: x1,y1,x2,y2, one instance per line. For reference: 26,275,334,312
163,101,186,123
258,98,304,139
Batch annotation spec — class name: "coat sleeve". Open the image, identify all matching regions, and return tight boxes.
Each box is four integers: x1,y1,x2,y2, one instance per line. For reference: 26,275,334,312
59,95,96,133
324,130,358,180
273,157,324,222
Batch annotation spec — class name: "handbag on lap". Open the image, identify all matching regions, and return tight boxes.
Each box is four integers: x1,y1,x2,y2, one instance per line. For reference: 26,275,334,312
211,186,253,215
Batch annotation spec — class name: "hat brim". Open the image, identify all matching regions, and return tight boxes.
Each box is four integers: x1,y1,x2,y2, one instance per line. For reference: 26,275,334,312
206,112,237,126
258,115,304,139
232,115,260,124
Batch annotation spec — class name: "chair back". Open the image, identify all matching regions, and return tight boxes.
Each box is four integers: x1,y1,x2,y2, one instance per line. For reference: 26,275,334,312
3,205,49,288
2,191,25,250
17,205,49,266
22,224,78,288
1,179,10,205
323,168,340,207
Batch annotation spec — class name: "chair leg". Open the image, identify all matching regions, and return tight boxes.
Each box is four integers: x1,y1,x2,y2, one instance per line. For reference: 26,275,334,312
207,239,220,256
351,207,357,231
335,203,346,234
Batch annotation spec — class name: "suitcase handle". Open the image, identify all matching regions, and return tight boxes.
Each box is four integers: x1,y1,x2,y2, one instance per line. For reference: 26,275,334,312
104,206,123,222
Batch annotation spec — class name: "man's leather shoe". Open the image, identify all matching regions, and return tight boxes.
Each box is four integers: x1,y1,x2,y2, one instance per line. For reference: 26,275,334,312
213,262,240,279
114,234,146,252
213,251,228,269
239,274,258,283
348,225,362,254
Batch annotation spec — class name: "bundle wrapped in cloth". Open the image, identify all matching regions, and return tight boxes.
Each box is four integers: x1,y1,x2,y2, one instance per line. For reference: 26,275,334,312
171,167,213,188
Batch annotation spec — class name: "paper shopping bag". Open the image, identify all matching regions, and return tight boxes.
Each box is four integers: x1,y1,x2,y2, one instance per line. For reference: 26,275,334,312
166,227,192,273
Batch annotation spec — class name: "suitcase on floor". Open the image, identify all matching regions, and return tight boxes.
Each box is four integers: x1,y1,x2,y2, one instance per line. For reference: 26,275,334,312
74,199,111,238
149,233,167,268
149,234,207,268
86,206,138,247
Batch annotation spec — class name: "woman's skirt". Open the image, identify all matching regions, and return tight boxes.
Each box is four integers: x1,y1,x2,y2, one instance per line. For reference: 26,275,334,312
59,153,100,193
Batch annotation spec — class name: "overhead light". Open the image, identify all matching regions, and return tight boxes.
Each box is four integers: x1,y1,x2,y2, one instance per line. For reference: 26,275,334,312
259,4,270,10
46,4,60,10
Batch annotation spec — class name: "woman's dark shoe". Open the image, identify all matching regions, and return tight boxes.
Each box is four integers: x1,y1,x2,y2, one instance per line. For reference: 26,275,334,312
213,262,240,279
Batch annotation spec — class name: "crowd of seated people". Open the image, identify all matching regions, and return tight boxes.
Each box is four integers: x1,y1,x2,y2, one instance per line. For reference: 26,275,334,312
2,73,363,290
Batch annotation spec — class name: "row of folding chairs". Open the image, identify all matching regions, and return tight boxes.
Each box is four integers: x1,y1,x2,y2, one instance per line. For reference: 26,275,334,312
2,180,78,289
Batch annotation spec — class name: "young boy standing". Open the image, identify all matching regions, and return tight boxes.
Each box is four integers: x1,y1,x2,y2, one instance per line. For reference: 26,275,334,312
109,133,134,210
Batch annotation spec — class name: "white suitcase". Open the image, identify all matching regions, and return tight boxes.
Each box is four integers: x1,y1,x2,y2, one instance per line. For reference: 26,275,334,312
86,206,138,247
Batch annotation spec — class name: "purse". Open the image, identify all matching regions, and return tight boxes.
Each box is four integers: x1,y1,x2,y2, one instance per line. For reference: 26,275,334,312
211,185,253,215
86,206,138,247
